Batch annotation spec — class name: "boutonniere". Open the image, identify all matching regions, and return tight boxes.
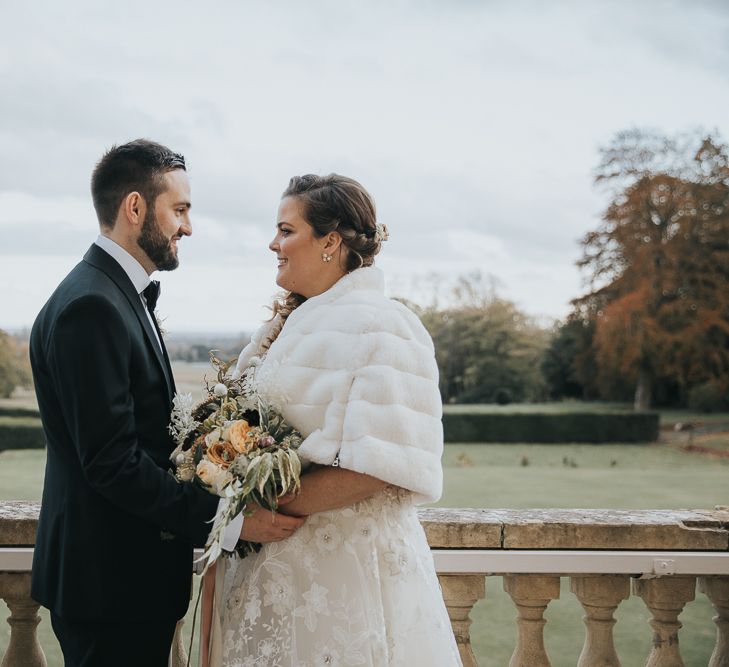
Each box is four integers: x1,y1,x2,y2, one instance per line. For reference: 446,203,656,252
155,312,168,338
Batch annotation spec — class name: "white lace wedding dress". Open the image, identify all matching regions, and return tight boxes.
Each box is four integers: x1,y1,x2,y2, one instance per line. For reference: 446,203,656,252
215,486,462,666
209,267,462,665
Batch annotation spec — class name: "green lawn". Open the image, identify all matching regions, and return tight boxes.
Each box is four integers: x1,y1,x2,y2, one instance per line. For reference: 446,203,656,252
441,441,729,509
2,376,726,664
443,400,632,414
1,440,725,665
439,442,725,666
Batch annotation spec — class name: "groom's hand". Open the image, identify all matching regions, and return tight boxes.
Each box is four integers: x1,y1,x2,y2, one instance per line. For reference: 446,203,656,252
240,504,305,543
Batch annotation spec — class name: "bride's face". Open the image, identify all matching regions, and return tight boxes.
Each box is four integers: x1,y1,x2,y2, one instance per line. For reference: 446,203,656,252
269,196,344,297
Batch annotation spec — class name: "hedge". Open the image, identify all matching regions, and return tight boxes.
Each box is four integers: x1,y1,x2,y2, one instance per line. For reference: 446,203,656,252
0,410,660,450
442,411,659,443
0,417,45,450
0,406,41,418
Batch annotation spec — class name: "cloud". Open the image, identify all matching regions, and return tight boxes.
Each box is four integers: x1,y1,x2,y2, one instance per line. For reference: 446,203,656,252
1,0,728,331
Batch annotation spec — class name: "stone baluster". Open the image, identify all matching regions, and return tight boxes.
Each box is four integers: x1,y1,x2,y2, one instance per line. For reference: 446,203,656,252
503,574,560,667
0,572,47,667
570,574,630,667
169,617,188,667
633,576,696,667
699,576,729,667
438,574,486,667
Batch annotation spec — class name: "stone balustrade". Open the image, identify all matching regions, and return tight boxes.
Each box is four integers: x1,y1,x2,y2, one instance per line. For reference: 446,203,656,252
1,502,728,666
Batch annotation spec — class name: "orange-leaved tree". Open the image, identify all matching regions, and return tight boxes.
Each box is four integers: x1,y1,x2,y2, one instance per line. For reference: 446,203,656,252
573,129,729,410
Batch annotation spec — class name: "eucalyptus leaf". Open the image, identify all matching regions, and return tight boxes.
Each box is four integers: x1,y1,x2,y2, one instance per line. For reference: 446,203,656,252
287,448,301,483
274,449,289,491
264,482,276,511
240,471,258,498
243,457,262,489
257,452,274,495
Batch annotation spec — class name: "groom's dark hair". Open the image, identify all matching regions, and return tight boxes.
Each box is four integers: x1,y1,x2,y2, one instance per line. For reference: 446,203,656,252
91,139,186,229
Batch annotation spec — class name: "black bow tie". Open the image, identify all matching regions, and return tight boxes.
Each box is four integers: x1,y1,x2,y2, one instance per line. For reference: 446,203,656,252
143,280,161,312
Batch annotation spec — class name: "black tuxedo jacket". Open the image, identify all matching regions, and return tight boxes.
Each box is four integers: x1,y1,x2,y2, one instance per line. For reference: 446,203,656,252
29,244,218,621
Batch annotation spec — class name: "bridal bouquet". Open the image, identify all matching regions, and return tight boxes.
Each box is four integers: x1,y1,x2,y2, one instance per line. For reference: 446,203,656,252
168,352,302,568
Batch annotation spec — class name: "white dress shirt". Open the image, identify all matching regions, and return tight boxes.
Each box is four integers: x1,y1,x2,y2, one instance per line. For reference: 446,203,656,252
93,236,243,550
95,234,162,350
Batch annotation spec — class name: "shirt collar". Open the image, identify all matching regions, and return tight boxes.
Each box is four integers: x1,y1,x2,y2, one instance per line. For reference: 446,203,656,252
94,235,152,295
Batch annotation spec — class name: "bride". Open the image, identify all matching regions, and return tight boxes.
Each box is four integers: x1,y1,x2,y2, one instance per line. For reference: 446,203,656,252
202,174,462,666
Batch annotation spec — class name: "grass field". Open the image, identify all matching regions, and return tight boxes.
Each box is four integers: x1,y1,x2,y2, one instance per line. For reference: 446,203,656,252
1,368,727,665
1,439,726,666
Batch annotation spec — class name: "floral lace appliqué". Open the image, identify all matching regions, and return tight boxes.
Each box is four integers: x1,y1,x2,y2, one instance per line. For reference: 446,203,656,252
219,488,461,666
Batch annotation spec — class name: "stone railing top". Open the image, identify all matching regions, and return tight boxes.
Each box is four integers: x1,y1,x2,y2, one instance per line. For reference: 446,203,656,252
0,502,41,547
1,502,728,551
419,508,729,551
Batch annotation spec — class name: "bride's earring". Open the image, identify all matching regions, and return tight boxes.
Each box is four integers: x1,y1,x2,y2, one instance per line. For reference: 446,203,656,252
322,252,332,263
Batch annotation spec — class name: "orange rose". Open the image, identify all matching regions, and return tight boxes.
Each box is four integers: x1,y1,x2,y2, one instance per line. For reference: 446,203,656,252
206,441,238,469
227,420,259,455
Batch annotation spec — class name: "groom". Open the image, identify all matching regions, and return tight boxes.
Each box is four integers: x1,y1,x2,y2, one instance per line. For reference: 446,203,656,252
29,139,304,666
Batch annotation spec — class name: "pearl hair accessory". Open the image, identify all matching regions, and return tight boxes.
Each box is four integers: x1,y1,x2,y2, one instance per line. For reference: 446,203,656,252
375,223,389,242
322,252,333,263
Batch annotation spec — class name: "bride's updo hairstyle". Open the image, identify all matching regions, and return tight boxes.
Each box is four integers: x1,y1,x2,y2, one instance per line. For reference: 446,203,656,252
284,173,381,272
262,174,383,353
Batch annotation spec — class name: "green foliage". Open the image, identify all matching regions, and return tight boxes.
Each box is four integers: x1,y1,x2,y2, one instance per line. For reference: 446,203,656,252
493,388,512,405
1,444,724,666
415,272,550,404
442,411,659,443
0,330,32,399
0,406,40,418
0,418,45,450
541,320,591,399
687,380,729,413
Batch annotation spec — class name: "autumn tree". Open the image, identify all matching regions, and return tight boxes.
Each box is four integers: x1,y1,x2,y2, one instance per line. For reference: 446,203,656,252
0,330,32,398
573,129,729,409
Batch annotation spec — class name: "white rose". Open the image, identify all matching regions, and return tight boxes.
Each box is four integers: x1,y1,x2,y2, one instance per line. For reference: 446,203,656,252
221,421,233,441
177,464,195,482
204,428,221,447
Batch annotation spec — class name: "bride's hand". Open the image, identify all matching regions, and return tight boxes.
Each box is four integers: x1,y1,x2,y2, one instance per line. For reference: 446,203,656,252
277,491,297,506
275,491,305,515
240,504,305,542
273,467,387,516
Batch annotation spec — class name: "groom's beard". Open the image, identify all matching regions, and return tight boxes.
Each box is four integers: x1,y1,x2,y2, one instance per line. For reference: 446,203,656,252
138,207,180,272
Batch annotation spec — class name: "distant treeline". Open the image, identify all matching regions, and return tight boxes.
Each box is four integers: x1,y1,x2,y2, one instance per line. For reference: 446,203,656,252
164,333,251,364
413,128,729,413
1,131,726,412
0,330,31,398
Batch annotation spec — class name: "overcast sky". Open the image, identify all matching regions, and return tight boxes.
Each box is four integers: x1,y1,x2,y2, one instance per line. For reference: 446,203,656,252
1,1,728,334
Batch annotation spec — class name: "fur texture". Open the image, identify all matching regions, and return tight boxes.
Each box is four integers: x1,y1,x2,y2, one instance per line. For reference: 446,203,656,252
235,267,443,503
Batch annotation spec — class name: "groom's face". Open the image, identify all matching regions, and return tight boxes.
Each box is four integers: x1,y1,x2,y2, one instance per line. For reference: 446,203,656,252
138,169,192,272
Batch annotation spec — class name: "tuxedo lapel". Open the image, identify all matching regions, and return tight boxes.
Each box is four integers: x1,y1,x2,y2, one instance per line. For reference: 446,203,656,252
82,245,174,402
149,308,176,397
